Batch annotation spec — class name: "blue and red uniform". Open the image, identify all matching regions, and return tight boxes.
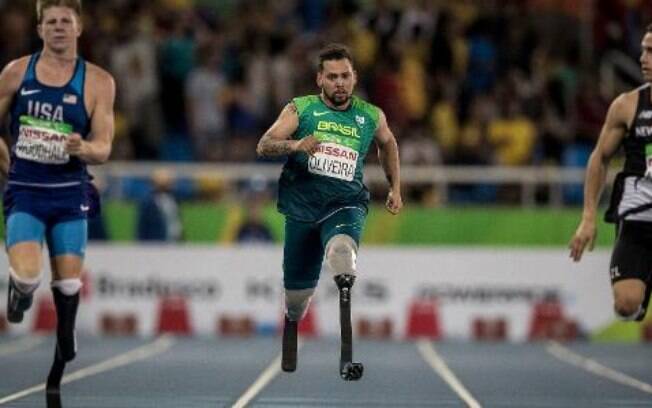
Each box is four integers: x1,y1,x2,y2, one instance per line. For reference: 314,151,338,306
4,52,97,256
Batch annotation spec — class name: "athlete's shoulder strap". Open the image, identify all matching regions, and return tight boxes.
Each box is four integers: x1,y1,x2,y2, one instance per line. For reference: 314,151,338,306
22,53,40,83
351,96,380,127
69,57,86,95
638,84,651,108
292,95,320,116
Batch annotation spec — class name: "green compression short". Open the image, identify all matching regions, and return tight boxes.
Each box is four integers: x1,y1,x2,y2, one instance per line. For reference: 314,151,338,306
283,206,366,290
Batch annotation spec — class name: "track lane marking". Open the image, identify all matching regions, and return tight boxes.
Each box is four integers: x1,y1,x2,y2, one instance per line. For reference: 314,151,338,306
546,340,652,394
416,340,482,408
0,336,46,357
231,339,304,408
0,335,175,405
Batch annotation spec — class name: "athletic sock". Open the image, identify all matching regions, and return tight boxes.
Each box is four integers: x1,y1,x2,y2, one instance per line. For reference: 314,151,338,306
9,267,40,295
6,268,40,323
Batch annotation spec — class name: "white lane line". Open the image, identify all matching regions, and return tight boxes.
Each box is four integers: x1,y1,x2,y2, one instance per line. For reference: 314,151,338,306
416,340,482,408
231,339,304,408
546,340,652,394
0,335,175,406
0,336,46,357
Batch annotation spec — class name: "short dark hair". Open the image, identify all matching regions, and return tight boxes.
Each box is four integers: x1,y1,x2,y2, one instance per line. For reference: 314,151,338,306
318,43,353,71
648,23,652,33
37,0,82,23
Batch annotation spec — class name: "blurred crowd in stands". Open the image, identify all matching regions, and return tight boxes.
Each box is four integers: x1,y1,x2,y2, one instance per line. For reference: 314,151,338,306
1,0,650,166
1,0,652,215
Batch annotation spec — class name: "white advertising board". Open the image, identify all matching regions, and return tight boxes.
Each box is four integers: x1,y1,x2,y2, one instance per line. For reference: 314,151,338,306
0,245,614,341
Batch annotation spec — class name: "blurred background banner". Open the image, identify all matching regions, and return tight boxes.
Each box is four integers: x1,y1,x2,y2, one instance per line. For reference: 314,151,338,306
0,246,613,341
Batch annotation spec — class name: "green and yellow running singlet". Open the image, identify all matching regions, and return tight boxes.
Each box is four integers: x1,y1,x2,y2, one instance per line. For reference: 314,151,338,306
278,95,380,222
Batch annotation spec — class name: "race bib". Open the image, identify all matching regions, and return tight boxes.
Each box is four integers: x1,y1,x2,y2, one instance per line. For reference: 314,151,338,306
308,142,358,181
16,115,71,164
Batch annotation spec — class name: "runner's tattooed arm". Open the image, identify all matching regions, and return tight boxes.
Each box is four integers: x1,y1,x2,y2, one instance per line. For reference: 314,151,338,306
257,102,320,157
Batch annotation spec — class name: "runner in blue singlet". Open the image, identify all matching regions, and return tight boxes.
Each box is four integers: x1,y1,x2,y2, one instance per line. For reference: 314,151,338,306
0,0,115,389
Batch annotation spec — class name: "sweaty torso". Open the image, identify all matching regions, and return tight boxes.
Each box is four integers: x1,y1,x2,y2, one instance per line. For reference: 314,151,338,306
8,52,90,186
277,95,380,222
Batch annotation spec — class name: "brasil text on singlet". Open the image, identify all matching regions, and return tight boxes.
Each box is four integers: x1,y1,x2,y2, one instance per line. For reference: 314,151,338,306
277,95,380,222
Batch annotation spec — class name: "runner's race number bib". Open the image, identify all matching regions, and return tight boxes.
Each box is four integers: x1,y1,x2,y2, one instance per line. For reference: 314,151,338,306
308,142,358,181
16,115,71,164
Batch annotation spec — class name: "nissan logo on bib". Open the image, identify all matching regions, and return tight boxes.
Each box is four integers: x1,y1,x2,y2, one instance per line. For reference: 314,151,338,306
308,142,358,181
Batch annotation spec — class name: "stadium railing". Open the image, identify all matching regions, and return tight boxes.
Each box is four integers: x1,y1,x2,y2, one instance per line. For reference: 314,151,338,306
94,162,612,207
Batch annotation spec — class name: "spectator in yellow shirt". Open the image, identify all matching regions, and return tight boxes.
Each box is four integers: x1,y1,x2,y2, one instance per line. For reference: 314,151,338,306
488,100,536,165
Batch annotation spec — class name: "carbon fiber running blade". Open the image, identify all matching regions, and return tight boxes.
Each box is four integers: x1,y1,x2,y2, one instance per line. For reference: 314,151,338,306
336,275,363,381
46,390,62,408
46,349,66,393
340,361,364,381
282,317,298,372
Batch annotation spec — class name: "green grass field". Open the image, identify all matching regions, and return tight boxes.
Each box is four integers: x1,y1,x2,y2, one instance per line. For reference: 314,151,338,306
87,202,616,246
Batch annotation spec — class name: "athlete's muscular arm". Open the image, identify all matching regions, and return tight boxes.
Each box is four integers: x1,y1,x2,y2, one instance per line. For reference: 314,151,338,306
374,110,402,215
256,103,320,157
0,58,28,177
66,65,115,164
569,92,634,262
